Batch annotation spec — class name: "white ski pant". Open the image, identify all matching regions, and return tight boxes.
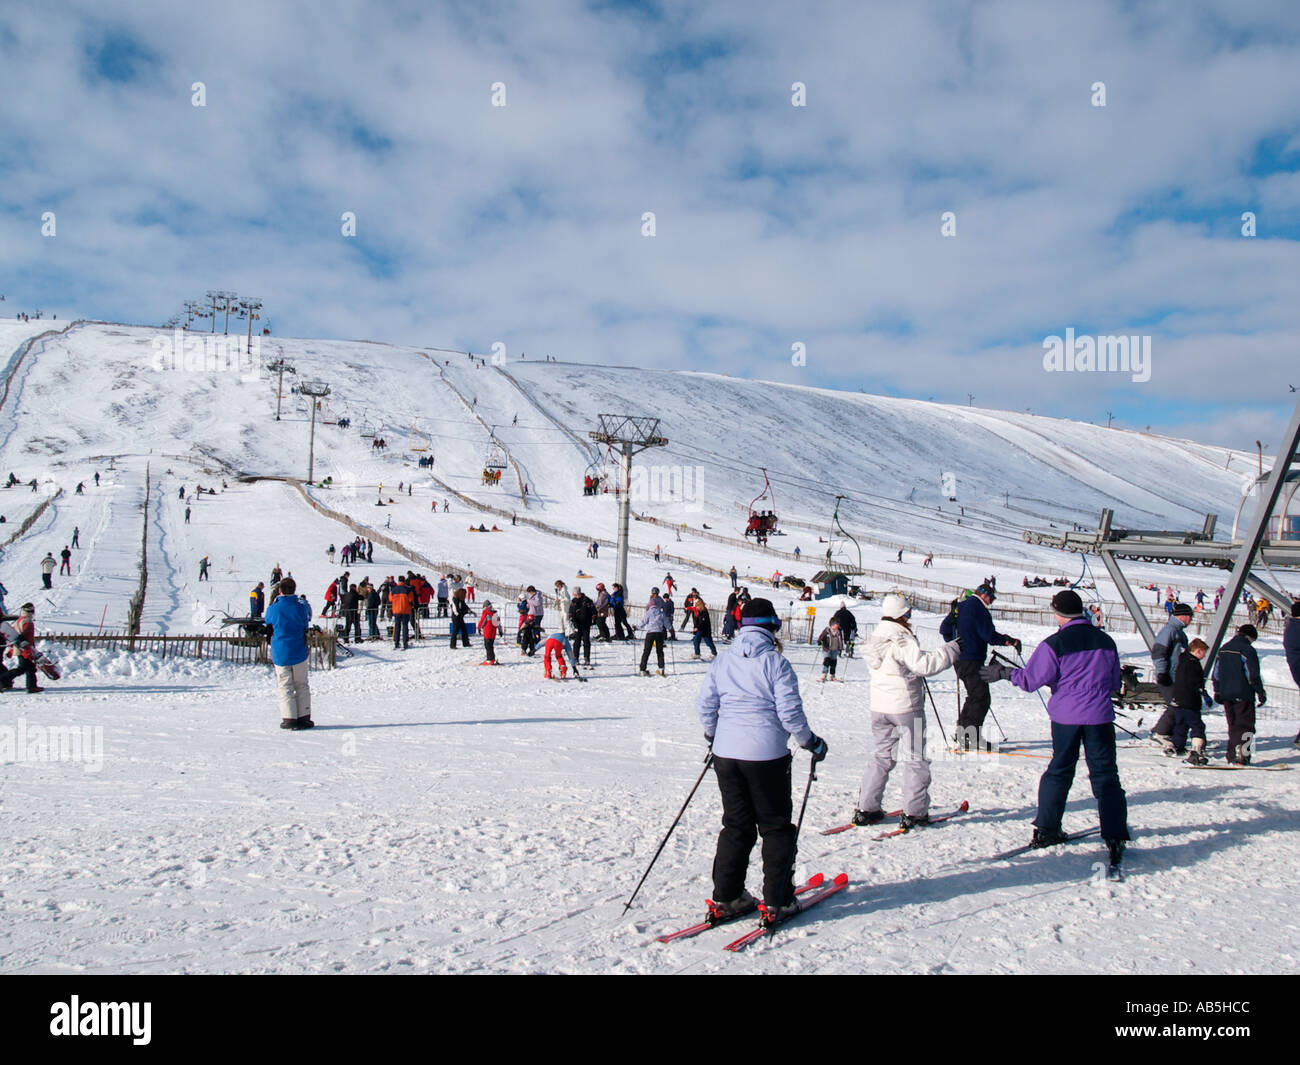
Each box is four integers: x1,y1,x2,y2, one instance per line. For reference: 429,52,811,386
275,661,312,721
858,710,930,817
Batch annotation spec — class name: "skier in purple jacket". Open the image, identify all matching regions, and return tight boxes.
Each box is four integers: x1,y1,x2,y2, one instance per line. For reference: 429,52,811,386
982,590,1129,868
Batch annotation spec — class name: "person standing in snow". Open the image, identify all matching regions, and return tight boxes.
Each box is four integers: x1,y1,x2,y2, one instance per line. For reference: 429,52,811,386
696,597,826,925
729,566,738,590
198,556,210,582
1148,603,1194,754
40,552,56,588
478,600,499,664
984,590,1128,863
449,588,473,650
851,594,959,827
327,544,336,565
567,587,595,666
264,579,314,729
1285,601,1300,749
687,594,718,659
436,575,450,618
637,589,669,676
249,582,265,619
1212,624,1267,765
831,600,858,656
816,620,845,682
940,584,1019,749
72,526,80,549
611,583,632,641
593,583,612,642
59,546,72,575
662,591,677,641
390,576,414,650
553,580,572,624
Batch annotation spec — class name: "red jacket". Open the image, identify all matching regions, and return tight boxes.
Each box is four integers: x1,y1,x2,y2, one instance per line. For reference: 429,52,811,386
324,583,337,603
479,608,499,639
13,619,35,660
390,585,414,615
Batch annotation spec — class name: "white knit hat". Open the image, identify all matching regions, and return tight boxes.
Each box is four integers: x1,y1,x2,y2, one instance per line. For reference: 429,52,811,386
880,592,910,619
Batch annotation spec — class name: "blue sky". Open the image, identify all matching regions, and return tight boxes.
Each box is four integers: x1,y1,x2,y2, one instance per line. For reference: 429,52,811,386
1,0,1299,448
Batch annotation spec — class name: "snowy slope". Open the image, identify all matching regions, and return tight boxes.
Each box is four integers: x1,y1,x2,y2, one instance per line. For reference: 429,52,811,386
0,319,1296,975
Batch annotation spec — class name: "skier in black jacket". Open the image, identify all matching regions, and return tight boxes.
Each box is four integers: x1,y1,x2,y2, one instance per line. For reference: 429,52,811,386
567,588,596,665
1170,638,1211,764
1212,625,1267,764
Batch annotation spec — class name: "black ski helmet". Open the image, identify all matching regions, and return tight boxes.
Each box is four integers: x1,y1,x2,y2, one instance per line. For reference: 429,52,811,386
740,597,781,632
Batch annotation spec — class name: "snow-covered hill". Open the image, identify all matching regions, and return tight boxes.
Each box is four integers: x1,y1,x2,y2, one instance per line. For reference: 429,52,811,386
1,319,1295,976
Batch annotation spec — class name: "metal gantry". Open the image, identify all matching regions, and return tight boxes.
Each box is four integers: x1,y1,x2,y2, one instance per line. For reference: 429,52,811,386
589,414,668,593
1022,399,1300,670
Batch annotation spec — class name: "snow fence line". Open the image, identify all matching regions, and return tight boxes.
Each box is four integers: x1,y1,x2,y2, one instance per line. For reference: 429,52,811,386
0,321,80,417
0,487,63,555
126,465,151,635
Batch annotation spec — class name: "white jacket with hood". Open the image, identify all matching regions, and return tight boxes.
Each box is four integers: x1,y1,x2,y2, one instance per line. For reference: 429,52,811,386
866,619,960,716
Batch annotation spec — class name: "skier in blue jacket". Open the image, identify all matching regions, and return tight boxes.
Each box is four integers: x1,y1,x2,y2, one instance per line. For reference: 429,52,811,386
263,576,314,730
939,585,1019,748
696,598,827,925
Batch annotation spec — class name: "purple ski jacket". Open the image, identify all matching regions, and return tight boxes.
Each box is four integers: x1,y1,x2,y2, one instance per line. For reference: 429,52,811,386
1010,618,1121,725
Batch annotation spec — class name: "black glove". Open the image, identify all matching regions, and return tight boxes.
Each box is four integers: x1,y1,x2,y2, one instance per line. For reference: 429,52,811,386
1258,692,1267,707
1156,672,1172,687
803,734,828,763
980,661,1013,683
705,734,714,750
1009,638,1022,655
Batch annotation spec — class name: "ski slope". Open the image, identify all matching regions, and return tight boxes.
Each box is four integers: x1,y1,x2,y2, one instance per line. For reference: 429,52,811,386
0,319,1296,975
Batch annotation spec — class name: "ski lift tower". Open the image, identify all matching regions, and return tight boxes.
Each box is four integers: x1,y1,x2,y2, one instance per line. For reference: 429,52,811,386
590,414,668,593
299,380,331,484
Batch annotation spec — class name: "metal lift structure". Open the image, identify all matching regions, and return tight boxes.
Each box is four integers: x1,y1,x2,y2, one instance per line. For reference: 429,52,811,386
1022,399,1300,671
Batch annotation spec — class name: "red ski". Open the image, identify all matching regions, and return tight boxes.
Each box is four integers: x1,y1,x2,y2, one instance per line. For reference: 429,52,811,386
871,800,970,841
655,874,824,943
722,873,849,952
820,808,903,836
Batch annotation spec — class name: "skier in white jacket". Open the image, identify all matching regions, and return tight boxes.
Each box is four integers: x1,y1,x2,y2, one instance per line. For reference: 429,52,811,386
852,593,960,829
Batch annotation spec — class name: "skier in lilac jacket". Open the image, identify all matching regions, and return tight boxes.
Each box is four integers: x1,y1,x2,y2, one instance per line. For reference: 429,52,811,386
696,598,826,923
982,590,1129,866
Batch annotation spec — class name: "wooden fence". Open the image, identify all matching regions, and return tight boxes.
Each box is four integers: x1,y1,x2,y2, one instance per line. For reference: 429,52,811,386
39,630,337,669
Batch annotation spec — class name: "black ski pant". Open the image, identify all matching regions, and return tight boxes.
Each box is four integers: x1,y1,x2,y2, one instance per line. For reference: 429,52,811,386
571,625,591,664
955,658,992,734
42,574,52,589
639,632,665,672
393,614,410,649
450,616,471,648
613,605,632,640
2,657,38,692
1151,684,1177,737
712,753,796,908
1171,706,1206,750
594,615,611,641
1223,700,1256,763
521,622,539,656
366,608,379,637
342,610,361,643
437,598,449,618
483,637,496,663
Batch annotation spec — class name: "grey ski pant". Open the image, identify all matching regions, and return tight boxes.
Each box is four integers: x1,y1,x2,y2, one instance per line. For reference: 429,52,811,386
275,661,311,721
857,710,930,817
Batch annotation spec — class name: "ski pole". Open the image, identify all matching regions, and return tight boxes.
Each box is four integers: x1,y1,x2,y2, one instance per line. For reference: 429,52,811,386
793,751,819,842
922,677,950,747
622,752,714,915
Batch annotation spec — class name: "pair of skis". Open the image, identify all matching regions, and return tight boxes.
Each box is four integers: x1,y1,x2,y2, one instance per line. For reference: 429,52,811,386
655,872,850,951
820,800,970,838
